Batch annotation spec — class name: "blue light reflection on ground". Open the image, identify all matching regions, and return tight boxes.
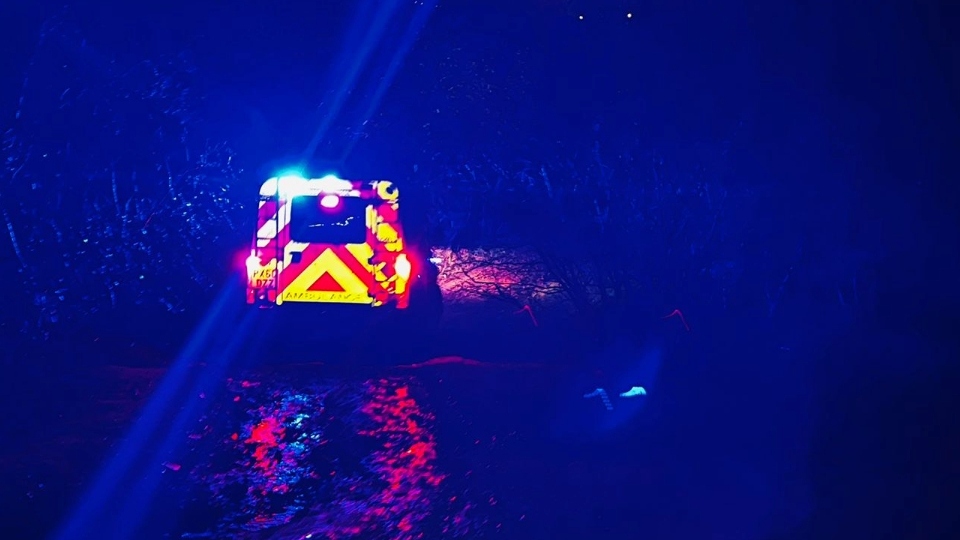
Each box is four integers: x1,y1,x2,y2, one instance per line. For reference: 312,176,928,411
51,281,246,540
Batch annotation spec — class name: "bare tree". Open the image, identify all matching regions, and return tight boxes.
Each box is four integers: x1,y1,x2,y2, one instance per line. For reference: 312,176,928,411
431,246,562,307
417,129,750,333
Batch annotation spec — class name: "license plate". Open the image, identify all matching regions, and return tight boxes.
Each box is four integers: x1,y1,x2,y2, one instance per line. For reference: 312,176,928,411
251,268,276,288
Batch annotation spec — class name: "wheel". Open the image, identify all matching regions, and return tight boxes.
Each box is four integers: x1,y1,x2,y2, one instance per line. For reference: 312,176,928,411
408,281,443,331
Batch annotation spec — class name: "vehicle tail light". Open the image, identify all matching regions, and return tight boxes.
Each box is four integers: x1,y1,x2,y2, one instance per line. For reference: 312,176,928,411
245,250,262,278
394,253,412,280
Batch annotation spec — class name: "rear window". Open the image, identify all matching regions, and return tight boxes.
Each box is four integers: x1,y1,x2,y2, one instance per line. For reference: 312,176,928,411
289,195,368,244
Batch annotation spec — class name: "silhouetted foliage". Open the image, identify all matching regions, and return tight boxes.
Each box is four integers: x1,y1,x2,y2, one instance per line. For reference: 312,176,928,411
0,15,244,338
0,9,888,347
416,129,751,331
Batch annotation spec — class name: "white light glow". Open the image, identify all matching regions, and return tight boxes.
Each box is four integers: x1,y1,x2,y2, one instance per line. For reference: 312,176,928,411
260,174,357,199
315,175,354,192
319,194,340,209
395,254,412,280
278,175,309,197
245,251,261,277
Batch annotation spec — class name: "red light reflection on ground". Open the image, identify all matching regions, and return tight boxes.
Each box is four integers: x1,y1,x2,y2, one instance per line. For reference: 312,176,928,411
189,377,484,540
356,380,444,538
245,416,287,492
198,382,327,533
272,378,481,540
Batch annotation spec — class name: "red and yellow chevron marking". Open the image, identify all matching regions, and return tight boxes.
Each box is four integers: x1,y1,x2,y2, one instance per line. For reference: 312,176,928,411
279,244,376,304
246,177,412,308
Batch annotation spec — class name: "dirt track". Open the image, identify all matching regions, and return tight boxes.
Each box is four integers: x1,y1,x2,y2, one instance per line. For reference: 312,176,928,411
1,338,815,540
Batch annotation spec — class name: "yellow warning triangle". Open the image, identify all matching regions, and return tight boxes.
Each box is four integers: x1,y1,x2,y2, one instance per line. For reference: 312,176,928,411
286,248,368,295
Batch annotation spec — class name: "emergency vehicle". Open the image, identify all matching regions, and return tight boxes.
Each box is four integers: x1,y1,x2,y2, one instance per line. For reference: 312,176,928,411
244,174,441,322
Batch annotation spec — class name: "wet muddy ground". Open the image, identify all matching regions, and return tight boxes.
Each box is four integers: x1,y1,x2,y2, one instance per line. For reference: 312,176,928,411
1,345,814,540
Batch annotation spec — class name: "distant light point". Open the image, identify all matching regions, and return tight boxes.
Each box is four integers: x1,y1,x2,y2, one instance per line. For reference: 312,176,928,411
578,14,584,20
627,12,633,18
